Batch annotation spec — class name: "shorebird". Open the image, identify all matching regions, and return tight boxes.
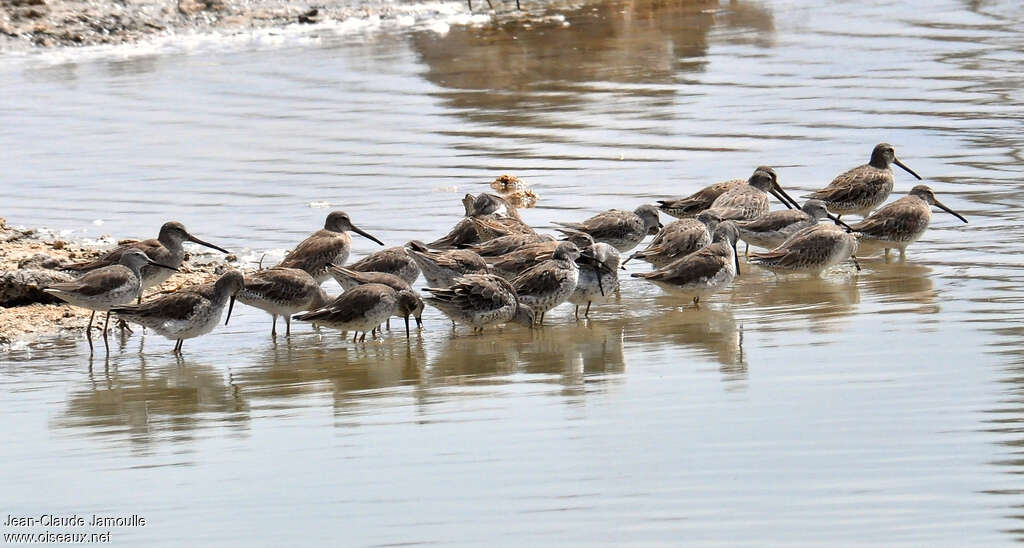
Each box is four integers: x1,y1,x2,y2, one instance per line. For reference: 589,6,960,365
424,274,535,333
345,246,420,285
657,178,746,219
806,143,922,219
568,242,621,319
111,270,244,354
278,211,384,283
490,174,538,209
236,267,329,337
735,199,849,253
625,210,720,268
293,283,421,342
462,232,554,258
511,241,581,325
62,221,228,298
487,231,593,280
848,184,968,259
552,204,663,252
427,193,531,249
632,222,741,307
749,224,860,276
704,167,797,221
328,266,424,329
406,241,488,288
45,249,178,352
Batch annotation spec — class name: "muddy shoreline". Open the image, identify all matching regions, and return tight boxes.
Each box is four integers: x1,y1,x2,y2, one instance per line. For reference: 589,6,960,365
0,0,433,48
0,218,242,346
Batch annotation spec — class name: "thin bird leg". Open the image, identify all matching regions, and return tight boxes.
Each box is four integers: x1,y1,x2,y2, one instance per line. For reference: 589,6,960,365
271,315,277,337
285,316,291,337
102,312,111,353
585,301,592,318
86,310,95,353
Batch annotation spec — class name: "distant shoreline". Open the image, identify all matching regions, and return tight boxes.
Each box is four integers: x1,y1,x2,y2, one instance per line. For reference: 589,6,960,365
0,0,470,49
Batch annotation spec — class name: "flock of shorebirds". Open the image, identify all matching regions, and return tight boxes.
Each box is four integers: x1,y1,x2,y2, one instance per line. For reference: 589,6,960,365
40,143,968,355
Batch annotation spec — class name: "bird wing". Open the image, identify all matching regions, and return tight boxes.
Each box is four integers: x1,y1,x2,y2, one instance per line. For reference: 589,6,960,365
111,290,206,321
736,210,808,232
295,285,389,323
848,198,928,239
62,239,163,271
806,167,888,203
243,268,316,302
427,274,511,313
48,266,133,296
278,230,346,273
348,247,410,273
636,246,726,285
511,261,570,296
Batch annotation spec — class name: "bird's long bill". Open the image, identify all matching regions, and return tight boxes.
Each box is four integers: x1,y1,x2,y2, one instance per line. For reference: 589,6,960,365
145,258,180,271
934,199,968,223
225,296,236,326
597,271,606,297
893,158,922,180
770,184,800,210
732,242,741,276
187,234,230,254
351,225,385,246
827,213,853,231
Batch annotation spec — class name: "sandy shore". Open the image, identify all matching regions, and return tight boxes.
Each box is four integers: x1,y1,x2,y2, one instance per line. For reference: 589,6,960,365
0,218,242,346
0,0,412,48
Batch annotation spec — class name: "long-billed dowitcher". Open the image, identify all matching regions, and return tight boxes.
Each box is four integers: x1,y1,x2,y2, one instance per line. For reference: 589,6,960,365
406,241,488,288
111,270,244,354
487,231,593,280
632,222,741,307
427,193,531,249
552,205,663,252
657,177,746,219
278,211,384,283
748,224,860,276
424,273,535,333
705,167,797,221
236,267,329,337
806,143,922,219
511,241,581,325
462,232,554,258
848,184,968,259
345,246,420,285
735,199,849,253
328,266,424,329
293,283,421,342
568,242,621,319
625,210,720,268
45,249,178,352
63,221,228,298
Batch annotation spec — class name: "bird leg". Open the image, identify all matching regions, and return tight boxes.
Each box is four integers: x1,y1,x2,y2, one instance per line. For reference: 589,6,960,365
85,310,95,353
352,332,359,344
692,296,701,309
574,305,580,320
285,316,291,337
360,332,367,343
271,315,277,338
102,312,111,353
585,301,592,318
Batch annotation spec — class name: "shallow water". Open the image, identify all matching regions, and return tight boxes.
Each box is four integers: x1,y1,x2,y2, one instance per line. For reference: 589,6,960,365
3,0,1024,544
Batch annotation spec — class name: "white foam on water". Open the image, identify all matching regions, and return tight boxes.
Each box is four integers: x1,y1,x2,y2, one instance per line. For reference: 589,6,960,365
0,1,502,68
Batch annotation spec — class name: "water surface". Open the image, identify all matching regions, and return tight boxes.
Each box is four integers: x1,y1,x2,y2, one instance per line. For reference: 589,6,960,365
3,0,1024,544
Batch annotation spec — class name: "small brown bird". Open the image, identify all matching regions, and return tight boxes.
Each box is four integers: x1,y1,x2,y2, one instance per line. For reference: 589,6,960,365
553,205,663,253
806,143,922,219
237,267,329,337
294,283,421,342
632,222,741,307
848,184,967,259
345,246,420,285
62,221,228,298
406,241,488,288
278,211,384,283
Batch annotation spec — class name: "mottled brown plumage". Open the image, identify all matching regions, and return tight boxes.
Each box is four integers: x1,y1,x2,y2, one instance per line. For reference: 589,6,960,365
278,211,383,283
406,241,488,288
237,267,329,336
553,205,662,252
749,224,859,275
806,143,922,218
345,246,420,285
657,178,746,219
848,184,967,259
425,273,534,332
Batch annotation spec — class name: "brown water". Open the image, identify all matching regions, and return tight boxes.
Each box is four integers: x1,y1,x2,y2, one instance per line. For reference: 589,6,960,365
3,0,1024,544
